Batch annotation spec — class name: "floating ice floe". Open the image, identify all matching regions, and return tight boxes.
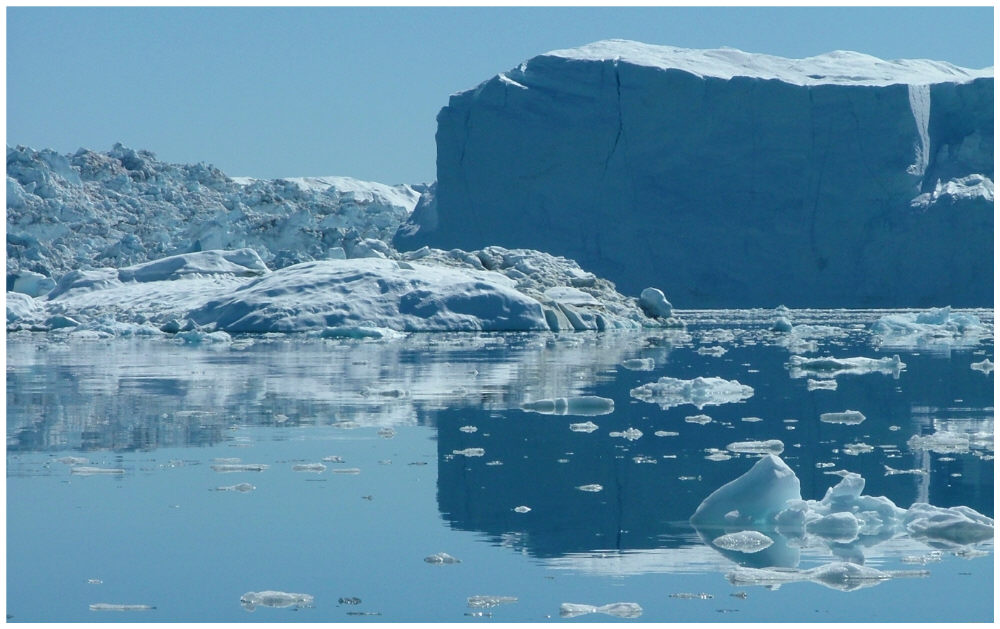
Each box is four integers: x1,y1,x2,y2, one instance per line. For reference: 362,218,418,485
871,307,990,350
686,414,714,424
89,603,155,612
726,440,784,455
452,448,485,457
819,410,866,425
513,506,531,513
424,552,461,564
331,468,362,474
569,421,599,433
654,430,679,437
696,345,727,357
520,396,614,416
842,443,875,456
907,429,993,457
621,358,655,371
559,602,642,619
459,425,478,433
240,591,315,611
630,376,754,410
712,530,774,553
467,595,518,609
726,562,924,592
806,379,838,391
292,463,326,473
214,483,255,492
71,466,126,475
56,456,89,465
690,454,993,579
786,354,905,379
971,359,994,374
576,484,604,492
609,428,643,441
210,463,269,473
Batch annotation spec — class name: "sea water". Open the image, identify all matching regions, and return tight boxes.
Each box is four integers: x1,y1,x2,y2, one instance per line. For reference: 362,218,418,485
5,309,993,622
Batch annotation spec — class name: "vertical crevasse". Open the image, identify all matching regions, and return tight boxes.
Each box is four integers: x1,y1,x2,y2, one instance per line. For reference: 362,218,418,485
907,84,931,178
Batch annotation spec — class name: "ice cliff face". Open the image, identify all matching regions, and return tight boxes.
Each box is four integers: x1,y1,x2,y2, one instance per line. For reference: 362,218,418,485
398,40,994,308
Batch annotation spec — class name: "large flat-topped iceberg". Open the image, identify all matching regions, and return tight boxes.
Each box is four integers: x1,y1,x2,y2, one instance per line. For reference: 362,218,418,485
545,39,992,86
399,40,993,308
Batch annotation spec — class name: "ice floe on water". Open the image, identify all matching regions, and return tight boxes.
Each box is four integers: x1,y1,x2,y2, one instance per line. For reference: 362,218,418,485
806,379,838,391
559,602,642,619
240,591,314,612
89,603,156,612
467,595,517,609
630,376,753,410
214,483,255,493
711,531,774,553
970,358,994,374
621,358,655,371
872,307,991,350
609,428,643,441
568,421,599,433
726,440,784,455
520,396,614,416
786,354,905,379
819,410,866,425
424,552,461,564
690,455,993,581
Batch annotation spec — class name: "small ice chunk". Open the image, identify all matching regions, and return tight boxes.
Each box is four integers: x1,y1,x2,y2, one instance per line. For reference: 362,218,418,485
56,456,89,465
377,427,396,439
669,592,713,599
712,530,774,553
697,345,728,357
686,414,713,424
453,448,485,457
424,552,461,564
569,421,599,433
576,484,603,492
240,591,314,611
807,379,838,391
71,466,126,475
292,463,327,473
459,425,478,433
907,431,971,453
726,440,784,455
705,451,733,461
654,430,679,437
521,396,614,416
609,427,643,441
820,410,866,425
89,603,155,612
787,354,905,379
513,505,531,513
322,455,345,463
771,316,793,332
843,443,874,456
332,468,362,474
214,483,255,492
740,416,763,423
467,595,517,608
970,359,993,374
560,602,643,618
621,358,655,371
884,464,925,475
210,463,269,473
638,287,672,318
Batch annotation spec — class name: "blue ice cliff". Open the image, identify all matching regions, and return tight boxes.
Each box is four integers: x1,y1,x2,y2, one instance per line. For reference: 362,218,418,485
396,40,993,308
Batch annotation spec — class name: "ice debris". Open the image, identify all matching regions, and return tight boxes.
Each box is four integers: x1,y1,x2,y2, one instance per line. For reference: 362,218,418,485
569,421,599,433
806,379,838,391
609,428,643,441
214,483,255,492
70,466,125,475
971,358,994,374
424,552,461,564
819,410,866,425
559,602,642,619
576,484,604,492
726,562,921,592
240,591,315,611
686,414,714,424
638,287,672,318
521,396,614,416
726,440,784,455
872,307,989,350
513,506,531,513
210,463,269,473
786,354,905,379
467,595,518,609
621,358,655,371
452,448,485,457
292,463,326,473
630,376,754,410
89,603,155,612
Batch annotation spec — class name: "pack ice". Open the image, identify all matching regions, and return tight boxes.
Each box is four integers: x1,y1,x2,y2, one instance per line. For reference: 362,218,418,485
399,39,993,308
690,455,993,576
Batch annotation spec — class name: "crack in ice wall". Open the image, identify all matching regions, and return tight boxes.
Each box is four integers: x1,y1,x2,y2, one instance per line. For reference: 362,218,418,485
907,84,931,178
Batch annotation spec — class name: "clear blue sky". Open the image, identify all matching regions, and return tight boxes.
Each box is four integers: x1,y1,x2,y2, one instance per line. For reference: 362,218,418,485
6,6,994,185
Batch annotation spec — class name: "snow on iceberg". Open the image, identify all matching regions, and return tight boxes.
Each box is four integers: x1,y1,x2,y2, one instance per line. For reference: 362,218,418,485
871,307,990,350
630,376,753,410
189,257,549,333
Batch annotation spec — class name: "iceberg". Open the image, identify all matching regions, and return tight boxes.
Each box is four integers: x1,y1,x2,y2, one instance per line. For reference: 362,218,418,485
630,376,754,410
871,307,990,349
400,40,993,308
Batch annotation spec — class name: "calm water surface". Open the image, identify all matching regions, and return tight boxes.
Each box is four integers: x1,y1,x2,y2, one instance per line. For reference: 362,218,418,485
6,309,994,622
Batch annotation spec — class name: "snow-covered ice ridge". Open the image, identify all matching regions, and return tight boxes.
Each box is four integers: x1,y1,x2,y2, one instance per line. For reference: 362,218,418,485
7,247,678,336
7,144,425,279
403,39,993,308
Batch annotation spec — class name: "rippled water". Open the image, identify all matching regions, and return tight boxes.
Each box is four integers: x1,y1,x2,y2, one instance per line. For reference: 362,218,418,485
6,309,994,622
